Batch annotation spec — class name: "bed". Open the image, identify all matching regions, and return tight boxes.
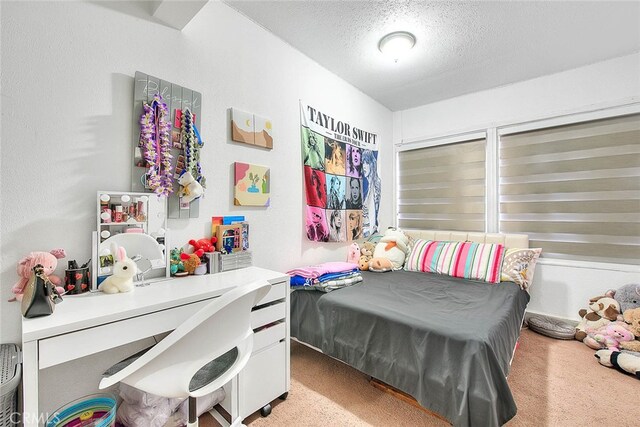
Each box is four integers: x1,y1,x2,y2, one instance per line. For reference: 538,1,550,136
290,230,531,427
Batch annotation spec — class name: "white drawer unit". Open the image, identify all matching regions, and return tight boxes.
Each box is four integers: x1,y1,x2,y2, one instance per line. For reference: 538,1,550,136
221,277,290,420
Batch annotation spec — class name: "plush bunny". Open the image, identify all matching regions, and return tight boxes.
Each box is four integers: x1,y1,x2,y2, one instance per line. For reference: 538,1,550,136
98,244,137,294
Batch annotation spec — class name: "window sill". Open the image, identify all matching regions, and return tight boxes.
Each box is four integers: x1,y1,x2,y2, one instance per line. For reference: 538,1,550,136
537,258,640,273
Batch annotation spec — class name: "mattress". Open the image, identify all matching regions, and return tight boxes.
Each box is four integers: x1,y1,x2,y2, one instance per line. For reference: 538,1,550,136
290,270,530,427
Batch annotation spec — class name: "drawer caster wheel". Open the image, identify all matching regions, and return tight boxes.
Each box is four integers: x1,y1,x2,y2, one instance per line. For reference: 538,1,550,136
279,392,289,401
260,404,272,417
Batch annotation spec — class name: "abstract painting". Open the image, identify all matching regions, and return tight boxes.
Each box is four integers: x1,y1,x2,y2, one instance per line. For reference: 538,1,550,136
234,162,270,206
231,108,254,145
254,114,274,149
231,108,273,149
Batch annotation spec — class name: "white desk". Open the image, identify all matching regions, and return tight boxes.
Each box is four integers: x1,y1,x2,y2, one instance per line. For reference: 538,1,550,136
22,266,290,426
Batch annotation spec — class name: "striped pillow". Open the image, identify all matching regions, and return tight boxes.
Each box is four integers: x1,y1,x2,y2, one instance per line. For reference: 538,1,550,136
404,239,506,283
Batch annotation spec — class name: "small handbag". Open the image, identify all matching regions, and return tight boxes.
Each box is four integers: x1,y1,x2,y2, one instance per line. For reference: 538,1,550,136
21,264,63,318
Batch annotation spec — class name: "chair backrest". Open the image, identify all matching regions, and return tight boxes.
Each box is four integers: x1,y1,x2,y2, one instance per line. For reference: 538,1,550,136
99,280,271,398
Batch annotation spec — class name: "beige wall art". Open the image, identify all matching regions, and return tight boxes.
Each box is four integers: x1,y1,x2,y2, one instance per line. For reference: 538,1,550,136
231,108,273,149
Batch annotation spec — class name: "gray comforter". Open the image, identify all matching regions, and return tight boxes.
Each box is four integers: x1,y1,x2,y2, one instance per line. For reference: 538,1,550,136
290,270,529,427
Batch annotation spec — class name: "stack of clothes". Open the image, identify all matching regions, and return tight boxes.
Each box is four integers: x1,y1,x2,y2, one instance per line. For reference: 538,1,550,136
287,261,362,292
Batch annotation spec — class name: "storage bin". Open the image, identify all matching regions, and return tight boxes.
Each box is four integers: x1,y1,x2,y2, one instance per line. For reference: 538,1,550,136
1,344,21,427
46,394,116,427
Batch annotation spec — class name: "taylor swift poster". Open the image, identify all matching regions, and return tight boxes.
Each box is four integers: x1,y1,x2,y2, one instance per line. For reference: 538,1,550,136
304,166,327,208
300,101,380,242
305,206,329,242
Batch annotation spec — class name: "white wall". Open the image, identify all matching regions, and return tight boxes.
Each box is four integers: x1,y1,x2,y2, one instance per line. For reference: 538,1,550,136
0,1,393,345
394,53,640,320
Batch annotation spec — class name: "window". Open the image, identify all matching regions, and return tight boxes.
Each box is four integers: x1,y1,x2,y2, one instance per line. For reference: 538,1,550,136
397,138,486,232
499,114,640,264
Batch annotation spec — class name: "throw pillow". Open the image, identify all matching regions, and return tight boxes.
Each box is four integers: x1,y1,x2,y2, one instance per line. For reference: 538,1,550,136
501,248,542,291
405,239,505,283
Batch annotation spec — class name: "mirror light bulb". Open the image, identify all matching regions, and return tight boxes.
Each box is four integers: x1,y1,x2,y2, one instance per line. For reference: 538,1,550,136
121,195,130,203
100,194,110,202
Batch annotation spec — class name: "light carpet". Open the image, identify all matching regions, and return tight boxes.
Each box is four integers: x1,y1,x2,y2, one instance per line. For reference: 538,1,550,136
202,327,638,426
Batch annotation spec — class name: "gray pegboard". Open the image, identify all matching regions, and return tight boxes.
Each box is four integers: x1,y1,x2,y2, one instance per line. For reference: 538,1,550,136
131,71,203,219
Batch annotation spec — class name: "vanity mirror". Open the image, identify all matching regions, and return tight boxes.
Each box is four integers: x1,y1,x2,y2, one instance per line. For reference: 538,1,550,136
91,191,170,290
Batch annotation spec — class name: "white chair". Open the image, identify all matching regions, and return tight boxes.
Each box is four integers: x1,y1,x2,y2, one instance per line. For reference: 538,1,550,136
99,280,271,427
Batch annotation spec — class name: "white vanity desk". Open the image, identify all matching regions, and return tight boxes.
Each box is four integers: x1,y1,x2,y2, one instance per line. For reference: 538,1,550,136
22,266,290,426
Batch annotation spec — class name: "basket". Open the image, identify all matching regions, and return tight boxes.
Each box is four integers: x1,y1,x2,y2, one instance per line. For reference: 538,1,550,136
1,344,21,427
46,394,116,427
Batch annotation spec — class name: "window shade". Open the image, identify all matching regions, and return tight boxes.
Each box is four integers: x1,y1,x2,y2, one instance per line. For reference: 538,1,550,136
398,139,486,231
499,114,640,264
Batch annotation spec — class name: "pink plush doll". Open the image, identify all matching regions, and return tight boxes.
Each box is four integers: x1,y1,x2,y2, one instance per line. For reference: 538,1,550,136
347,243,360,265
10,249,66,302
583,321,635,351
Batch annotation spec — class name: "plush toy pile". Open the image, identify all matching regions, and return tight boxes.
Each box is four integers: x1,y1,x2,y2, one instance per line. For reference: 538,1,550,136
577,283,640,379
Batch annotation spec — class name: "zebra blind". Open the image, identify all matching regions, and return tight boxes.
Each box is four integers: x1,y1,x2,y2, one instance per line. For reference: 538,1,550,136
499,114,640,263
398,139,486,232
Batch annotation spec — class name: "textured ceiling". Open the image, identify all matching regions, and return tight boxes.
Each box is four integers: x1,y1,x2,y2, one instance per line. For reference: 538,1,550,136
224,1,640,111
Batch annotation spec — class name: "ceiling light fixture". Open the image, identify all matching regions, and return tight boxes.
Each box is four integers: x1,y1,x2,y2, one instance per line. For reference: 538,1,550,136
378,31,416,62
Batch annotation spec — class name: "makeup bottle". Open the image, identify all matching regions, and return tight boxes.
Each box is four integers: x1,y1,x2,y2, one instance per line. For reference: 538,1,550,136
114,205,123,223
136,199,147,222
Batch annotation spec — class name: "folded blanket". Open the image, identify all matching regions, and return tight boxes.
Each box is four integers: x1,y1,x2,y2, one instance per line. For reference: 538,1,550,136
290,270,360,286
294,274,363,292
287,261,358,279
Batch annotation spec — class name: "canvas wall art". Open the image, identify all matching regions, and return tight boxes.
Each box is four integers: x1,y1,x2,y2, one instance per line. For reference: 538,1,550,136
231,108,273,149
231,108,254,145
234,162,270,206
254,114,274,149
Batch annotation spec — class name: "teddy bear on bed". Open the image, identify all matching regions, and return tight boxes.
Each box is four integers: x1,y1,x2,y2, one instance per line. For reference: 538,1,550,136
619,308,640,352
575,295,621,341
358,242,375,271
368,228,409,273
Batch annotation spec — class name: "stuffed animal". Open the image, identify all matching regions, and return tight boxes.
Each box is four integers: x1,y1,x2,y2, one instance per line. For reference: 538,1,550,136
607,283,640,314
189,237,217,253
595,349,640,380
369,228,409,273
358,242,375,271
178,172,204,203
583,321,635,351
619,308,640,352
180,249,204,275
98,244,137,294
170,248,185,275
347,243,360,264
575,296,621,341
11,249,66,302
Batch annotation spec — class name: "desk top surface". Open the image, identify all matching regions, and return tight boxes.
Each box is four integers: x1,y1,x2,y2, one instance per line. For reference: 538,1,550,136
22,266,288,342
